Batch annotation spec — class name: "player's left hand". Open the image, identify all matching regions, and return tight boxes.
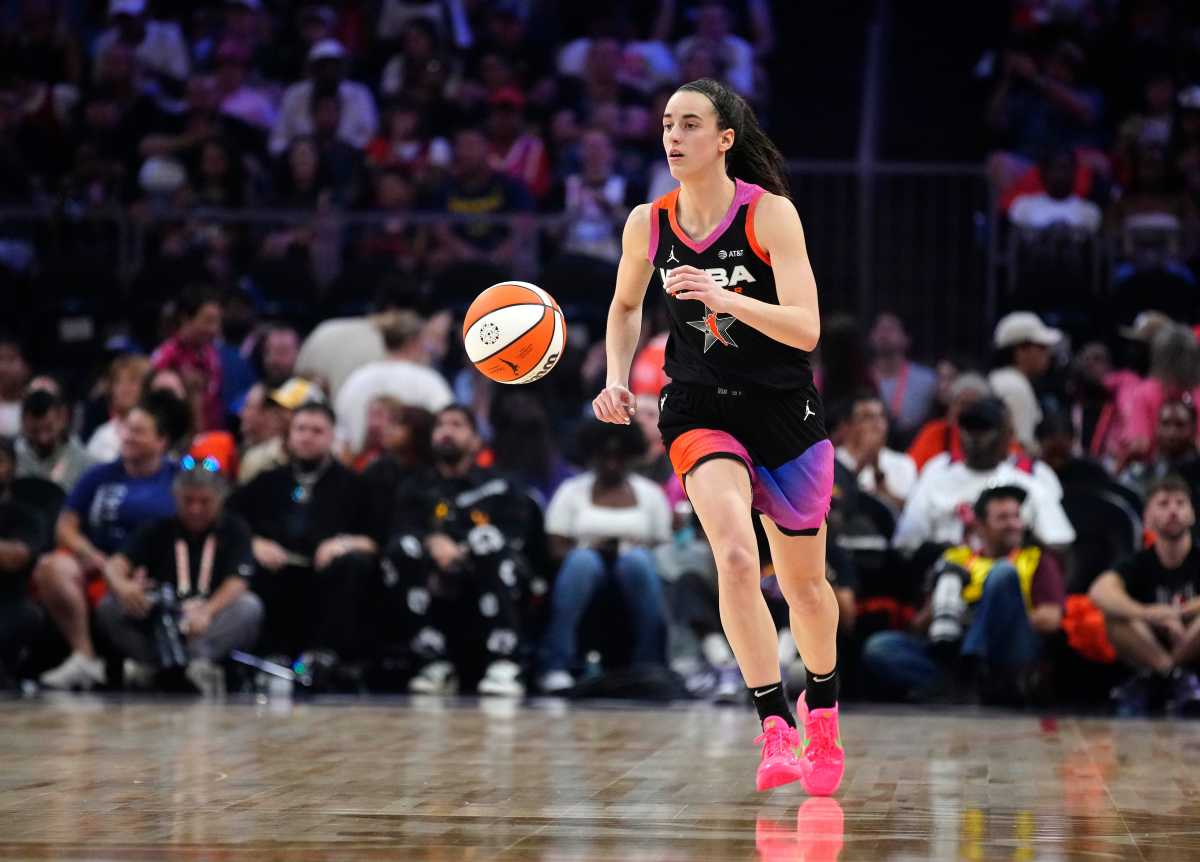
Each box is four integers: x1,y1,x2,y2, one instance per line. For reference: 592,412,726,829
664,265,734,313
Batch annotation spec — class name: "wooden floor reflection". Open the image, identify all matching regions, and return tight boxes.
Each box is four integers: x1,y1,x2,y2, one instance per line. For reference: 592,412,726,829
1,695,1198,860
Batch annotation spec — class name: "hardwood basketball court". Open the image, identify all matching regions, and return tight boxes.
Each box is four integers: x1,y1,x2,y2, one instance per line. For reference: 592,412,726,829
0,695,1195,860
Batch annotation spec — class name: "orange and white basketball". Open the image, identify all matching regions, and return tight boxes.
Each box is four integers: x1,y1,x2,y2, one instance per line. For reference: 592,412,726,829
463,281,567,384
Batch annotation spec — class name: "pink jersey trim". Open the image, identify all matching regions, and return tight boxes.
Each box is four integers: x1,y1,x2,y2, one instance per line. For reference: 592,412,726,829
666,179,764,255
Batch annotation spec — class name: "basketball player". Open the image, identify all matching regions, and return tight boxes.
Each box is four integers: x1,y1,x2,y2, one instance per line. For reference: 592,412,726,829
592,79,842,796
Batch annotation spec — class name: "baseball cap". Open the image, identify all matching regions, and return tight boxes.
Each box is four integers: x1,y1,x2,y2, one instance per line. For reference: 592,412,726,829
307,38,346,63
109,0,145,16
1119,310,1173,342
268,378,325,410
993,311,1062,349
957,396,1008,431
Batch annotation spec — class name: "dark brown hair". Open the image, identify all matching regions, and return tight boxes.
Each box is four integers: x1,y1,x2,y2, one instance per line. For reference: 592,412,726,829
676,78,790,197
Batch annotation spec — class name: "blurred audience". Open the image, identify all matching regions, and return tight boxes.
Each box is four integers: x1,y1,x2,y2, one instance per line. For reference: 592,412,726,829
868,313,938,446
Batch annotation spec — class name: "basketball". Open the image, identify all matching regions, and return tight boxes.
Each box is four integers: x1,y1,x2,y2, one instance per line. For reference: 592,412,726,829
463,281,566,384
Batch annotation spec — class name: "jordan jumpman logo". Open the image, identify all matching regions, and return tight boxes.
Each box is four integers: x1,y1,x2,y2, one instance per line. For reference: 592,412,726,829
804,401,814,420
667,245,679,264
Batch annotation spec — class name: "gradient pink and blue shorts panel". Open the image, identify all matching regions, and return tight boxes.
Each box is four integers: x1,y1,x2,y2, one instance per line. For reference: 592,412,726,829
668,428,834,534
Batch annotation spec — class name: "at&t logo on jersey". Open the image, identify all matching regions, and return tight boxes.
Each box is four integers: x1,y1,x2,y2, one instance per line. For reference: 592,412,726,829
659,265,756,289
717,248,744,259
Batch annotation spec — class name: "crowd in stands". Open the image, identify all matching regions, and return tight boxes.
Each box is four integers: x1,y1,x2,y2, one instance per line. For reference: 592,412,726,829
4,0,1200,718
981,1,1200,325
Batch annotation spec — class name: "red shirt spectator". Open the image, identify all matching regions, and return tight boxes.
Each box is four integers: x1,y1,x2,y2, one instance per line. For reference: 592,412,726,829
151,288,225,432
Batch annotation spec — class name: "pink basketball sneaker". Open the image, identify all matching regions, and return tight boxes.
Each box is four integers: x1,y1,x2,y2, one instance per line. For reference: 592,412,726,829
755,716,809,792
797,692,845,796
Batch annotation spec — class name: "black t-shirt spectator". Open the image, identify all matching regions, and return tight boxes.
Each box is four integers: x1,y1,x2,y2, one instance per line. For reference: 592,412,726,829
0,499,48,596
427,171,532,252
228,461,372,558
387,466,548,574
1115,546,1200,606
122,513,255,600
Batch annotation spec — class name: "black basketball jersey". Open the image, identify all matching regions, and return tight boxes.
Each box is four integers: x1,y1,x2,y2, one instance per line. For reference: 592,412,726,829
648,179,814,391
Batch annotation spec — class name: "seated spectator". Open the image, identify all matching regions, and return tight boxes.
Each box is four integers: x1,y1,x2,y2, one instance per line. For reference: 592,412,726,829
308,83,365,206
95,457,262,695
87,354,152,463
335,310,454,455
365,97,451,184
380,405,543,697
0,437,49,689
151,286,224,432
354,166,428,278
1113,69,1175,190
15,388,95,491
989,311,1063,454
428,127,534,275
227,402,377,670
1009,148,1102,232
239,378,323,486
670,0,761,95
361,400,434,508
214,38,276,133
985,40,1104,197
489,393,577,509
35,402,177,690
269,38,378,157
1117,323,1200,464
1035,410,1110,488
868,313,938,446
1107,139,1195,252
539,422,671,693
257,323,300,390
907,372,995,471
835,391,918,511
894,396,1075,559
0,335,29,437
94,0,190,106
1089,475,1200,715
863,485,1065,703
1120,400,1200,508
1067,340,1127,468
554,128,641,265
486,88,551,202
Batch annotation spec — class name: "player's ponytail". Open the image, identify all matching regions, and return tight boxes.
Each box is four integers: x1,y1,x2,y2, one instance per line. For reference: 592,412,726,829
678,78,790,198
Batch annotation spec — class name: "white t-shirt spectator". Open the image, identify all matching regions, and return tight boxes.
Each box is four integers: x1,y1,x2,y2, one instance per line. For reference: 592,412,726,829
1010,193,1102,232
0,400,19,437
335,359,454,452
893,452,1075,552
87,418,124,463
562,174,629,263
835,446,918,502
270,80,379,155
545,472,672,553
94,21,190,84
988,366,1042,453
296,317,386,398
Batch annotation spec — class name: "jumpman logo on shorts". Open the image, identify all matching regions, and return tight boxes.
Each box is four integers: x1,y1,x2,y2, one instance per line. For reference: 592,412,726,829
667,245,679,264
804,401,814,421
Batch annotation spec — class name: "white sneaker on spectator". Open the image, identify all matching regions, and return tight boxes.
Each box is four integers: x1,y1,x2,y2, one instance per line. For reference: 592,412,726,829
123,659,156,690
185,658,225,698
408,660,458,695
478,660,525,697
39,652,106,690
539,670,575,694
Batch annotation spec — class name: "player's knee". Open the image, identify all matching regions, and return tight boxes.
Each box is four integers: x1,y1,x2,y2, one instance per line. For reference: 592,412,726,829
782,575,827,613
714,544,758,590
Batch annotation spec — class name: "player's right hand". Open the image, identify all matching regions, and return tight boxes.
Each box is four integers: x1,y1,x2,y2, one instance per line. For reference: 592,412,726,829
593,383,636,425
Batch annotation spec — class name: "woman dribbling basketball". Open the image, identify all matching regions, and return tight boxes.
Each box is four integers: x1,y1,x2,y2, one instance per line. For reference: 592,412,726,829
592,78,843,796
